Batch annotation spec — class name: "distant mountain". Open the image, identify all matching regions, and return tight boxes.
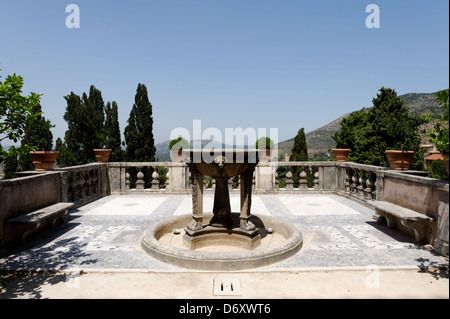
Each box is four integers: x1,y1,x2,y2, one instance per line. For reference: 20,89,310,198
278,91,445,157
155,91,446,161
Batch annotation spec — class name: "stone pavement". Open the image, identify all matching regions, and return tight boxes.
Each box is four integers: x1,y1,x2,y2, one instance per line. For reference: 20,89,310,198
1,194,447,272
0,194,448,299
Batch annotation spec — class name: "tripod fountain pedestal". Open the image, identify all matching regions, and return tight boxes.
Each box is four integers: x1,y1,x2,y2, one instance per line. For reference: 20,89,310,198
184,149,261,249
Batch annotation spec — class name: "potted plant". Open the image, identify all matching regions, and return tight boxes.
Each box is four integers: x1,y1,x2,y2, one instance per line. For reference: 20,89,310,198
29,150,59,171
332,148,351,162
424,90,449,174
168,137,190,162
21,103,58,171
93,148,112,162
255,137,274,162
331,132,350,162
385,144,415,171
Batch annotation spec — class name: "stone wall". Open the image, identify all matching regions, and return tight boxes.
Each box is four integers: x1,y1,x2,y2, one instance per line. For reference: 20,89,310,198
0,171,62,255
381,171,449,256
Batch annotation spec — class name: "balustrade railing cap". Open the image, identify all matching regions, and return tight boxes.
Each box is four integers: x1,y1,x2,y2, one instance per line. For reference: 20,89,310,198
187,148,260,164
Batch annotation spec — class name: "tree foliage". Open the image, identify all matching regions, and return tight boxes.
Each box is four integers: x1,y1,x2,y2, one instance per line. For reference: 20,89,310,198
104,101,124,161
289,128,309,187
0,71,41,145
425,89,449,154
0,70,45,178
19,103,54,171
168,137,190,150
123,83,156,162
255,137,274,150
332,87,425,170
61,85,106,165
290,128,308,161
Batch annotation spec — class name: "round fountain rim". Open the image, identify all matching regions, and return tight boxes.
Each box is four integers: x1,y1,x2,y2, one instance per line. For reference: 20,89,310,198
141,214,303,271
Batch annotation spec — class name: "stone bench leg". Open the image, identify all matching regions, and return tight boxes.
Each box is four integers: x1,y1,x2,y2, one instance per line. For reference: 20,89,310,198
375,210,397,228
22,221,42,244
401,219,435,244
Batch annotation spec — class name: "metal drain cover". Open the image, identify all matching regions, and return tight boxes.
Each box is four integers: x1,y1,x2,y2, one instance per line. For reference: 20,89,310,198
213,278,242,296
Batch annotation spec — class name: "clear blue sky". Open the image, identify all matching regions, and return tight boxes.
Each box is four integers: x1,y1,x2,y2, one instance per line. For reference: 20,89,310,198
1,0,448,145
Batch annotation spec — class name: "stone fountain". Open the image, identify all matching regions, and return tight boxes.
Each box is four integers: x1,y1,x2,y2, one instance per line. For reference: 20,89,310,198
141,149,303,270
184,149,261,250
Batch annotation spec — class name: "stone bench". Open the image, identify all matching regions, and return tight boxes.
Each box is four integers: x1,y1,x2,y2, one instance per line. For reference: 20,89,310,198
4,202,74,244
368,200,435,244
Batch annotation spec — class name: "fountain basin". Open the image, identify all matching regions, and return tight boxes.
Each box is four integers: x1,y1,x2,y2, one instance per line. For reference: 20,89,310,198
188,149,258,178
141,213,303,271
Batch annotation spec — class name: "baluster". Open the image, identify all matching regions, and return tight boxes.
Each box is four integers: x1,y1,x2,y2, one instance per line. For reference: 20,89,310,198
313,171,319,190
89,169,96,195
365,172,376,199
68,172,77,201
74,172,83,200
299,170,308,190
136,167,145,190
165,170,170,189
275,171,280,189
345,168,351,193
83,169,92,197
125,172,131,189
357,170,366,198
285,170,294,189
351,169,358,194
151,168,159,189
92,168,98,194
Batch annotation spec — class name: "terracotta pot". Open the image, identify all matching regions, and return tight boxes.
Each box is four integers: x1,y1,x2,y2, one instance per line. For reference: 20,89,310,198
332,149,350,162
29,151,59,171
93,149,112,162
385,150,414,170
171,149,184,162
259,149,271,162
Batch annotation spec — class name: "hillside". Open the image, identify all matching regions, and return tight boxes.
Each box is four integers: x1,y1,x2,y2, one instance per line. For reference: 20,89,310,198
278,91,444,157
155,91,445,161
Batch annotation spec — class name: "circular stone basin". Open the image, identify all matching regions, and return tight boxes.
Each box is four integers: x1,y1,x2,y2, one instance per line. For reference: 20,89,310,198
141,213,303,271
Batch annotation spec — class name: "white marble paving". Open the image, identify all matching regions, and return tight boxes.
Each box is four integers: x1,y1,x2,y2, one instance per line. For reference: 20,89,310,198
82,196,167,216
173,195,271,216
279,196,360,216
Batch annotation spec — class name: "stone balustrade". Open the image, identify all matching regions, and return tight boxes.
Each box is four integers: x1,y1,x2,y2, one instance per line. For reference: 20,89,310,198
108,162,190,194
55,163,108,208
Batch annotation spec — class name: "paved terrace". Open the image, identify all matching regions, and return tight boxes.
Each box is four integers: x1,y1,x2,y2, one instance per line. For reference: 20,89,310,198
1,161,448,298
1,193,448,298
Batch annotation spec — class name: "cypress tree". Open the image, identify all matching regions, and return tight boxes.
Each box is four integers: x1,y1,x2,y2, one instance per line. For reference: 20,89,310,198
290,128,308,161
104,101,124,161
62,91,83,166
62,85,106,165
290,128,309,187
86,85,105,149
124,83,156,162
